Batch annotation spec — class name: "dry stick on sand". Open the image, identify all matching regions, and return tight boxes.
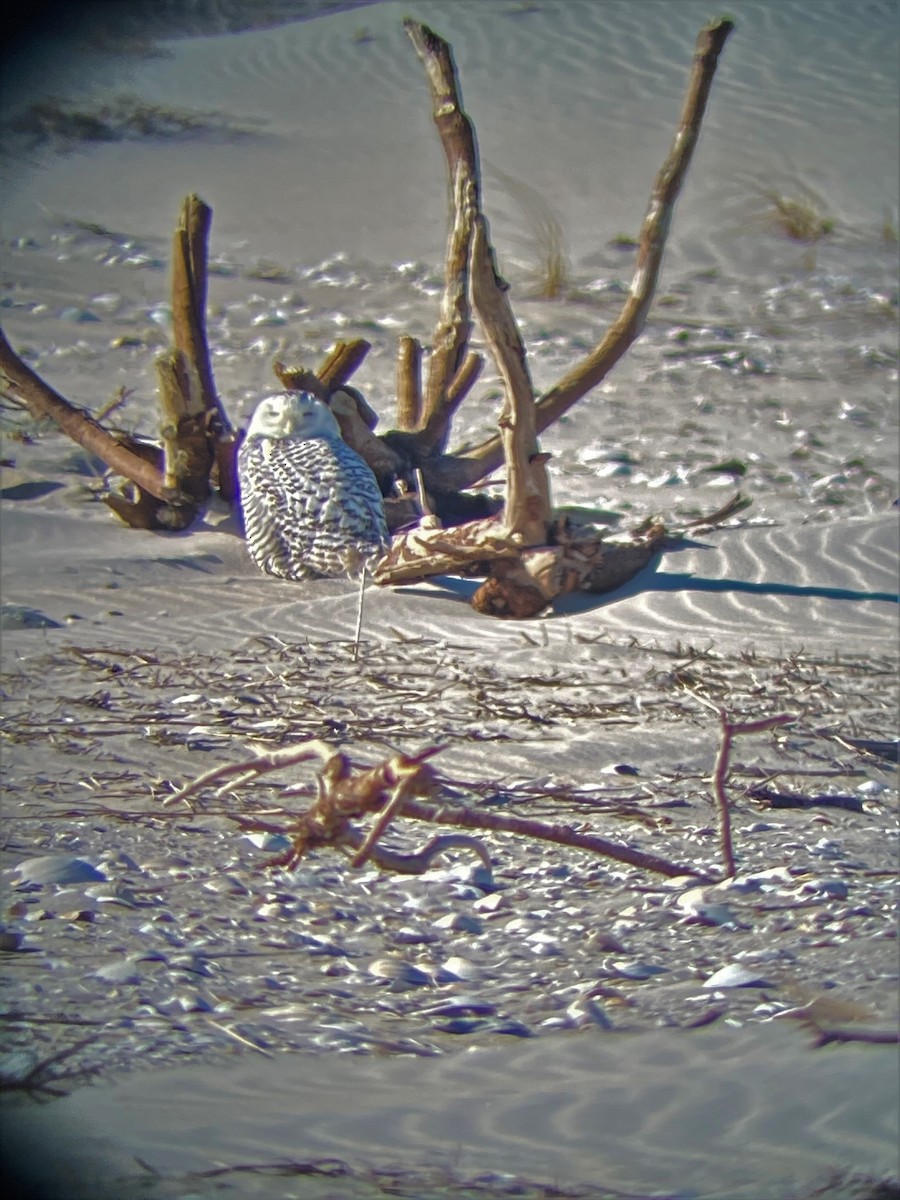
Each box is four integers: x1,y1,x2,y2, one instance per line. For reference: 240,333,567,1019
710,709,795,876
163,739,713,882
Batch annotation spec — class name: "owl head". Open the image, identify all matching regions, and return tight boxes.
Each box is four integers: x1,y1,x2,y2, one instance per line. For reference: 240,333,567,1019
245,392,341,441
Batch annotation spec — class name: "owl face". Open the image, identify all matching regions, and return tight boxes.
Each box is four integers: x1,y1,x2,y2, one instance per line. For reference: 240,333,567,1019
245,392,340,441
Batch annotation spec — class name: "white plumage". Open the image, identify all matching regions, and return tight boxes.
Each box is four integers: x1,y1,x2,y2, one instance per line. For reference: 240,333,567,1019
237,392,389,579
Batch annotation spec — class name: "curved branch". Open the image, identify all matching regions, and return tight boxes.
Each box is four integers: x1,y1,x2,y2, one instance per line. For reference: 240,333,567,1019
400,797,715,881
0,327,172,500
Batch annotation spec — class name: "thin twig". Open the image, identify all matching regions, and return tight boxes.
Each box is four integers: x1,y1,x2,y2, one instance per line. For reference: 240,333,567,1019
711,709,794,877
162,741,337,807
352,569,367,662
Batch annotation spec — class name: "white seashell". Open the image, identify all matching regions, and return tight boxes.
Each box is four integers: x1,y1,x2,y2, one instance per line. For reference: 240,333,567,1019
419,996,496,1018
12,856,106,886
367,959,431,987
392,926,439,945
434,956,482,983
703,963,773,989
609,959,669,980
244,832,292,852
799,878,849,899
677,888,745,928
566,995,614,1029
96,960,142,985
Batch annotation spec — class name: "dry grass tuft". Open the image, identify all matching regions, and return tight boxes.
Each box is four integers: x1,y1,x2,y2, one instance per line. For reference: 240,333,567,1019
760,187,835,243
488,166,570,299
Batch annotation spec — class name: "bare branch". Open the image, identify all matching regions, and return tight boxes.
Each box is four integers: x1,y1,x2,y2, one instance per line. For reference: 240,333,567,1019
711,709,795,878
470,219,551,542
399,797,714,881
404,19,479,453
171,194,230,433
0,327,171,500
316,339,371,391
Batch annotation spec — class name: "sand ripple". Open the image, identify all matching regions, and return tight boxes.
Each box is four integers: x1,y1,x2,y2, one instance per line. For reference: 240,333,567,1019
10,1024,896,1199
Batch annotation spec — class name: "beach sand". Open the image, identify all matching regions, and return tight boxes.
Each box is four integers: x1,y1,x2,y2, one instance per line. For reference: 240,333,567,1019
1,2,898,1197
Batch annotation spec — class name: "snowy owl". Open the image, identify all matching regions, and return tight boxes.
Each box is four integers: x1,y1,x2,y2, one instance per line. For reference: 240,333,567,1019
237,391,389,579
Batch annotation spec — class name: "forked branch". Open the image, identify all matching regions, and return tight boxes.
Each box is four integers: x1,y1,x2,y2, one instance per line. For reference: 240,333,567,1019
446,16,735,488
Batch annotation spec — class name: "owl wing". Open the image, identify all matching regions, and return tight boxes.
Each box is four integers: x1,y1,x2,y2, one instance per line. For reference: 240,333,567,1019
326,442,390,542
238,436,388,580
237,440,310,578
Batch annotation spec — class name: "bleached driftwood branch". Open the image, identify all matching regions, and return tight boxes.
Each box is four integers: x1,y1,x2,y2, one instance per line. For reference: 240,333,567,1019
437,16,735,491
2,18,737,616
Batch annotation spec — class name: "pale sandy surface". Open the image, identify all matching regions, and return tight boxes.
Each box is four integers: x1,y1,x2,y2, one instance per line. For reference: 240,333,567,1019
1,2,898,1198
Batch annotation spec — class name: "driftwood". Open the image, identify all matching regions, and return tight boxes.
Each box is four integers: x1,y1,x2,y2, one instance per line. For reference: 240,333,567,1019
165,739,715,883
1,195,231,530
0,18,737,615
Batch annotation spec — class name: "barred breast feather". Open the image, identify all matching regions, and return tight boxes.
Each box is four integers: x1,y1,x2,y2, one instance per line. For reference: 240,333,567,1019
237,393,389,580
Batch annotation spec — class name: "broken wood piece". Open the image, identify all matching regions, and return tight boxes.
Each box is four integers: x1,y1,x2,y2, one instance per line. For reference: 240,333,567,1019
101,436,179,530
272,361,329,401
272,356,378,429
316,338,372,392
156,348,213,507
373,515,521,585
395,334,423,431
471,535,605,618
748,786,864,813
